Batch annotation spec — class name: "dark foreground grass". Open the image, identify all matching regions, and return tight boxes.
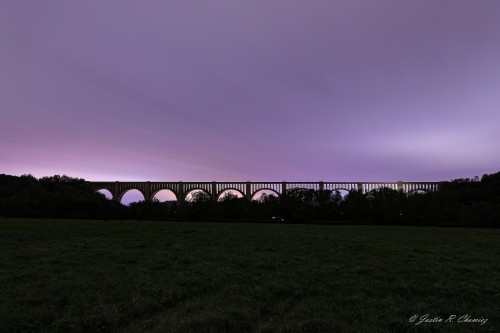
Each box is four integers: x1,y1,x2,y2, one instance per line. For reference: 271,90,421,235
0,219,498,333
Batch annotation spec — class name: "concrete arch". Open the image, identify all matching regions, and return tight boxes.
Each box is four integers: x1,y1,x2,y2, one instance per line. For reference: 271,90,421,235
118,188,146,204
365,185,397,192
251,188,280,200
217,188,245,201
330,188,352,193
408,189,430,195
284,187,313,194
184,188,212,201
151,188,178,201
330,188,351,199
96,188,113,200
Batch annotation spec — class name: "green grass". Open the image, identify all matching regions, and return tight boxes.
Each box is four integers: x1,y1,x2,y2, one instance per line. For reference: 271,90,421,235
0,218,498,332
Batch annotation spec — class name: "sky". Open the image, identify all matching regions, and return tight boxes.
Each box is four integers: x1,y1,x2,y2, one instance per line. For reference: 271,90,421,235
2,0,500,184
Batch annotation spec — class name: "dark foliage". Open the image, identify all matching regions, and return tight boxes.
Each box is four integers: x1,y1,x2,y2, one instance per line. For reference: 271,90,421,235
1,172,499,227
0,174,126,219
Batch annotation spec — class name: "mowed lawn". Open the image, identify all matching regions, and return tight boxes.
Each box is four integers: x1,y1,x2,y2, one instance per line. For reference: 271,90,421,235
0,219,498,333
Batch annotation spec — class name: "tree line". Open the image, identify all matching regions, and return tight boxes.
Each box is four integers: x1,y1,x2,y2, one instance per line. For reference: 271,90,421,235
0,173,499,227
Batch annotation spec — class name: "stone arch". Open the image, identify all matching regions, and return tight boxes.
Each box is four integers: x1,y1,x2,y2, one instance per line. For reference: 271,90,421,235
408,189,430,195
251,188,280,201
284,187,312,194
331,188,351,193
330,188,351,198
97,188,113,200
366,185,396,192
151,188,178,202
184,189,212,202
217,188,245,201
118,189,146,205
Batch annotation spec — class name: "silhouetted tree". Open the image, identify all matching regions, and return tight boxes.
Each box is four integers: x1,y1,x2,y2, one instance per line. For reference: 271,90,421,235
1,172,500,226
365,188,406,224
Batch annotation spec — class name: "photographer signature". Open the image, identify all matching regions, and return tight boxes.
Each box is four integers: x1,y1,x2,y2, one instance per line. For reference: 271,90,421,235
409,314,488,326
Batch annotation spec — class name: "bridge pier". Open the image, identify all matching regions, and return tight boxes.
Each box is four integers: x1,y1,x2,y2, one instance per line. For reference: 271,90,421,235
178,181,184,203
211,181,217,201
397,181,403,191
112,181,120,202
145,181,152,202
245,181,252,200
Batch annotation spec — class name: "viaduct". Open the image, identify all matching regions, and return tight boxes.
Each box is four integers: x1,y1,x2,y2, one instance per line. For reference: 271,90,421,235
87,181,440,203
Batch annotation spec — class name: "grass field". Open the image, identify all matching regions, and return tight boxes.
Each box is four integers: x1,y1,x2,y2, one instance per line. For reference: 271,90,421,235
0,218,498,332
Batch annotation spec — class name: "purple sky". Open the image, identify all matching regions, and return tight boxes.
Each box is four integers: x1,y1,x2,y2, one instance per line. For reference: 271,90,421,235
2,0,500,183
